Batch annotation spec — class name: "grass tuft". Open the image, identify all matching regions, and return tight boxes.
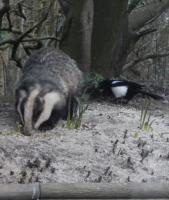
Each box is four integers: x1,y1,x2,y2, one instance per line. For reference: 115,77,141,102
65,96,88,129
139,99,154,131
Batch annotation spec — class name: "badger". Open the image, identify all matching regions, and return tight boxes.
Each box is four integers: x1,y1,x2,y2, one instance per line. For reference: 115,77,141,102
15,47,83,135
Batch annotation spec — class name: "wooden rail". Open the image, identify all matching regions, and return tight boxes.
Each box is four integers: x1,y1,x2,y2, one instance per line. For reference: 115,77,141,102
0,183,169,200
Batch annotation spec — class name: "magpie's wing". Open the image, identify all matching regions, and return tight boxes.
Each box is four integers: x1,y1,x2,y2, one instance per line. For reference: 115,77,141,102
127,81,144,90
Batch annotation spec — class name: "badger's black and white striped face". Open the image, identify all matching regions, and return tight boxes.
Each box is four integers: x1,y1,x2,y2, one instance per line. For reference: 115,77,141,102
111,81,128,98
16,84,66,135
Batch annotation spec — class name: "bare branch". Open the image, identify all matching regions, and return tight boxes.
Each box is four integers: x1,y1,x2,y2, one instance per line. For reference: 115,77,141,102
22,36,58,42
10,56,22,68
128,0,141,14
123,52,169,72
0,0,10,29
0,35,56,47
11,4,51,68
127,28,157,55
21,37,59,55
6,10,12,30
0,2,56,68
16,2,26,20
0,38,16,46
137,28,157,37
22,43,43,56
58,0,72,16
129,28,157,44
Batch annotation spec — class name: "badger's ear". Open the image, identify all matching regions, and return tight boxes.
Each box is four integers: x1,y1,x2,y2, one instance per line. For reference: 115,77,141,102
39,96,44,104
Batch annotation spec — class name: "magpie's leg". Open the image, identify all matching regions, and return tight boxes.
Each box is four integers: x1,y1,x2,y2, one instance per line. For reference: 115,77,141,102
117,98,129,105
112,98,124,105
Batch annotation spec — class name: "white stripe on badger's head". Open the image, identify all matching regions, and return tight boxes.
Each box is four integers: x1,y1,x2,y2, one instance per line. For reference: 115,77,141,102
111,86,128,98
24,86,40,135
16,90,27,125
34,92,64,129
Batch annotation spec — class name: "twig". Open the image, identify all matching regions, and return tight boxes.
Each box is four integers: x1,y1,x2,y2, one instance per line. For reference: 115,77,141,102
0,0,10,29
123,52,169,72
11,4,51,68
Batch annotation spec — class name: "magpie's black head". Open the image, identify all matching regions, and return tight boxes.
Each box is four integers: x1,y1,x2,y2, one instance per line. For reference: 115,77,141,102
98,79,112,89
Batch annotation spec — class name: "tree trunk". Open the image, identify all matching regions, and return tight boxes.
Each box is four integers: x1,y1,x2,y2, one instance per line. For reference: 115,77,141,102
91,0,128,78
60,0,93,72
59,0,169,78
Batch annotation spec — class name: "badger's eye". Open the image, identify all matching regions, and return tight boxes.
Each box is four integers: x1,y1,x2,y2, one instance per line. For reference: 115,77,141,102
39,97,44,104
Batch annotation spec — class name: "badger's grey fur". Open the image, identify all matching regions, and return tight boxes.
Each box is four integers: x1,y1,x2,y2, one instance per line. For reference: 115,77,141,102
15,47,83,135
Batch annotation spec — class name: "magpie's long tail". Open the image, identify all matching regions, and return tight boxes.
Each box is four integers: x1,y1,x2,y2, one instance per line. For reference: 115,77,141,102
140,91,164,100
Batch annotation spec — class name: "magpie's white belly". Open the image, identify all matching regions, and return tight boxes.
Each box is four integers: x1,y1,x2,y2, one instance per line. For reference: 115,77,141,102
111,86,128,98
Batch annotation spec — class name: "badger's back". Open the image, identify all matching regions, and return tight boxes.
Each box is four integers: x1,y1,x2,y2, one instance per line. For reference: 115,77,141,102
16,48,83,135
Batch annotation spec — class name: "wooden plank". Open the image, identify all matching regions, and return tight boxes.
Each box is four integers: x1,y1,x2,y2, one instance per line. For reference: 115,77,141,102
40,183,169,199
0,183,169,199
0,183,40,200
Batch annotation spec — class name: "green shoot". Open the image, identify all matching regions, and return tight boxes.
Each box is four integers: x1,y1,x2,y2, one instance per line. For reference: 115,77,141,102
65,96,88,129
139,99,154,131
16,121,23,132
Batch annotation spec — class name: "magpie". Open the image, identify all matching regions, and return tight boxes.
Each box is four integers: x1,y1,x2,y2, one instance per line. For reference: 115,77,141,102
97,79,164,102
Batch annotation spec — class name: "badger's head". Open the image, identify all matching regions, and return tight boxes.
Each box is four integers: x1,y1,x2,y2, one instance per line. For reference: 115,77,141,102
15,83,67,135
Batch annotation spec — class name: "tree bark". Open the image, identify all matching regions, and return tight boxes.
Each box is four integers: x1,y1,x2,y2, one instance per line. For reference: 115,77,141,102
129,0,169,31
60,0,93,72
126,0,169,72
91,0,128,78
60,0,169,77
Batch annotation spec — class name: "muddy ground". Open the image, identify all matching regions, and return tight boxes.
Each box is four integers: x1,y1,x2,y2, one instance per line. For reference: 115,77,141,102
0,96,169,184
